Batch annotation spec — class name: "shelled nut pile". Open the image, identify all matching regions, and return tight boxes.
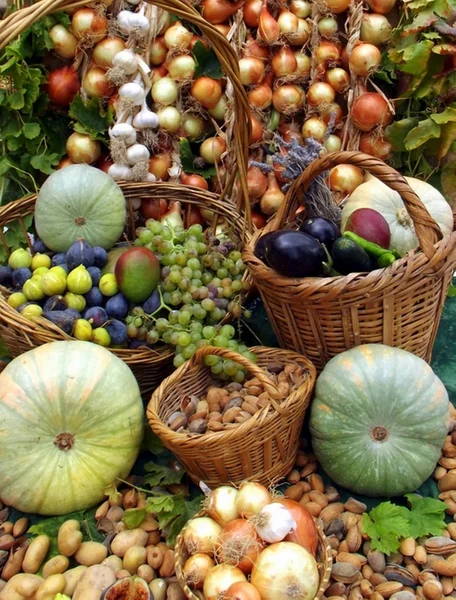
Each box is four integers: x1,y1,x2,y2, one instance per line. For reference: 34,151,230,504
167,363,306,435
0,481,183,600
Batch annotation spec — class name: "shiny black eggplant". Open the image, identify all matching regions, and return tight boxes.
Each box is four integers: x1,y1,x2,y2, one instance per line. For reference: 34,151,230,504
253,232,276,266
299,217,341,250
264,230,326,277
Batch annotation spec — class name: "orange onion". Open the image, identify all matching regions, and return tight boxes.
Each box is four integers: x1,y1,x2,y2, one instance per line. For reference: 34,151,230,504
277,9,299,36
329,164,365,195
302,117,327,142
289,0,312,17
56,156,74,170
225,582,262,600
323,0,351,13
82,67,115,98
149,153,172,180
248,83,273,110
200,0,244,23
272,84,306,115
190,77,223,109
150,36,168,66
350,92,393,131
325,67,350,93
315,41,341,68
200,137,226,164
239,56,266,86
71,8,107,42
365,0,396,13
183,554,215,590
66,132,101,164
214,24,231,36
359,132,392,160
349,43,382,77
247,165,268,200
360,13,392,45
250,114,264,144
49,25,78,59
294,52,311,79
251,210,268,229
319,102,344,125
306,81,336,107
93,37,126,69
277,498,318,555
217,519,264,574
243,36,270,61
243,0,263,27
181,173,209,190
260,171,285,215
289,18,311,44
272,46,298,77
258,2,280,43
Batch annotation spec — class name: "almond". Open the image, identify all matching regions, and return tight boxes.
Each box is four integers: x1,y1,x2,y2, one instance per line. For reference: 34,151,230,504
241,401,258,415
309,491,328,508
222,407,241,423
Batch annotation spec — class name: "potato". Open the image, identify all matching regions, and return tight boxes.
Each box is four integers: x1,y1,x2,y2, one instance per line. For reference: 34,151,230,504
22,536,51,574
62,566,87,596
42,555,70,578
72,565,116,600
0,573,43,600
137,564,155,583
167,582,186,600
123,545,147,574
102,555,123,573
74,541,108,566
58,520,83,557
36,573,66,600
149,578,167,600
110,529,148,558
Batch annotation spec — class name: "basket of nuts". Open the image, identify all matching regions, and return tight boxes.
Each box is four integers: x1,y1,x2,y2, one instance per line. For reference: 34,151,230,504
146,345,316,488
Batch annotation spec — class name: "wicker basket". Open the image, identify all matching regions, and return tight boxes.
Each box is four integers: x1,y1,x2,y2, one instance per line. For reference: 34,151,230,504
0,184,249,399
0,0,253,398
243,151,456,373
147,345,316,487
174,510,333,600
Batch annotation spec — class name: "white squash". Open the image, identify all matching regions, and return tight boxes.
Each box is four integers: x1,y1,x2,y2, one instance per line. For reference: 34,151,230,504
341,176,453,256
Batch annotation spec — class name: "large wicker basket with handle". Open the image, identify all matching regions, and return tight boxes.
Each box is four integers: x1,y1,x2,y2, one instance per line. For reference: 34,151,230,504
243,151,456,372
174,509,333,600
0,0,251,398
147,345,316,488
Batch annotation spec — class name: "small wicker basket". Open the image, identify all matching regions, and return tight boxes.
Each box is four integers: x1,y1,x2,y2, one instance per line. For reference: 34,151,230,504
0,0,252,398
174,510,333,600
0,184,249,399
147,345,316,488
243,151,456,373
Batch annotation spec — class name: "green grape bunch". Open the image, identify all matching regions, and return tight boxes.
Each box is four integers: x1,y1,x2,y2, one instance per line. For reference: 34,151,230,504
130,219,255,381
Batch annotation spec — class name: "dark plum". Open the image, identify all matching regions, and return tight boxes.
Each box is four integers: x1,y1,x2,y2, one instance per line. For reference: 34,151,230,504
43,295,67,312
32,239,49,254
43,310,76,334
0,266,13,286
142,289,161,314
87,266,101,286
105,293,129,319
84,306,108,327
254,232,275,265
105,319,128,345
128,339,149,349
51,253,66,266
65,308,81,319
264,230,326,277
12,268,32,288
65,240,95,270
85,286,104,307
299,217,341,250
93,247,108,268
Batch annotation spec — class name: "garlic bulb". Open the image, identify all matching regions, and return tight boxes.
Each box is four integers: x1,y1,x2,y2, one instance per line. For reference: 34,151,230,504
108,163,133,181
126,143,150,165
116,11,149,36
112,49,138,75
254,504,297,544
146,173,157,182
133,103,160,129
119,82,146,106
110,122,136,140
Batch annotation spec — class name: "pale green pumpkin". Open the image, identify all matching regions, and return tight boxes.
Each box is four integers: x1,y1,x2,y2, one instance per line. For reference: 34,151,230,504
309,344,450,497
0,341,144,515
35,165,127,252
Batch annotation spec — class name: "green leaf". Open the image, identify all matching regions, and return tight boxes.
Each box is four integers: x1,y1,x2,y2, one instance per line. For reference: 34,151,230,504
192,41,223,79
179,138,216,178
123,508,147,529
439,123,456,160
143,462,185,487
448,284,456,297
143,429,166,455
22,122,41,140
30,153,60,175
145,493,203,546
405,118,441,150
69,94,113,142
385,118,419,151
0,157,11,177
402,12,437,36
362,502,411,555
442,161,456,206
430,106,456,124
405,494,447,538
7,136,24,152
398,40,434,75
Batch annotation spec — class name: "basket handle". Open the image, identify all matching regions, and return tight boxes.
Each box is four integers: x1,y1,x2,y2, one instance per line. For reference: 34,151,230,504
191,346,286,413
273,151,443,261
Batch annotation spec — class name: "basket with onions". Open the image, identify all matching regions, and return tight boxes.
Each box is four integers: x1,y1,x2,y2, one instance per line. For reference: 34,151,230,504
175,482,332,600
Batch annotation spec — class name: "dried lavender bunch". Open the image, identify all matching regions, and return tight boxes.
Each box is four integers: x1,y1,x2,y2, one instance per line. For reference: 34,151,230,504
251,127,342,225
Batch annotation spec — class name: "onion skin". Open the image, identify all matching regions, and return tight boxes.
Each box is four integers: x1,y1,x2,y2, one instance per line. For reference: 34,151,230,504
243,0,263,27
200,0,244,23
277,499,318,556
225,582,262,600
247,166,268,200
329,164,364,195
217,519,264,574
365,0,396,14
140,198,168,220
350,93,393,132
66,132,101,164
46,66,80,107
359,133,392,161
251,211,268,229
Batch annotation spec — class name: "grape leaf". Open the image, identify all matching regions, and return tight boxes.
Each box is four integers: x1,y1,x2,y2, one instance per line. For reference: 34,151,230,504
192,41,223,79
69,94,113,142
179,138,216,178
30,153,61,175
145,493,203,546
405,118,441,150
431,106,456,125
402,11,437,36
432,43,456,54
406,494,446,538
362,502,411,555
398,40,434,75
22,122,40,140
143,461,185,487
439,124,456,160
123,508,147,529
442,161,456,205
385,118,419,151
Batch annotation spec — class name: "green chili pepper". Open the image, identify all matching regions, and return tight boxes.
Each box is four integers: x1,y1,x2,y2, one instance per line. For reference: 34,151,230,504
343,231,400,259
377,252,396,268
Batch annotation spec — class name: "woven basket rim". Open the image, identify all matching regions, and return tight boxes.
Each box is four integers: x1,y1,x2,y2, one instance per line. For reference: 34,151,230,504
174,509,333,600
147,345,317,445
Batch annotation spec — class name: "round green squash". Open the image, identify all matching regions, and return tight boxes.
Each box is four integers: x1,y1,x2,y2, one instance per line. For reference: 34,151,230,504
309,344,450,497
0,340,144,515
35,165,127,252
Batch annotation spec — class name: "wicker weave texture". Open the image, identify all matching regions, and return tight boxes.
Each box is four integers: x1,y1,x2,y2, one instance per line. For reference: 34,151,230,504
0,183,249,399
147,345,316,488
243,152,456,372
174,510,333,600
